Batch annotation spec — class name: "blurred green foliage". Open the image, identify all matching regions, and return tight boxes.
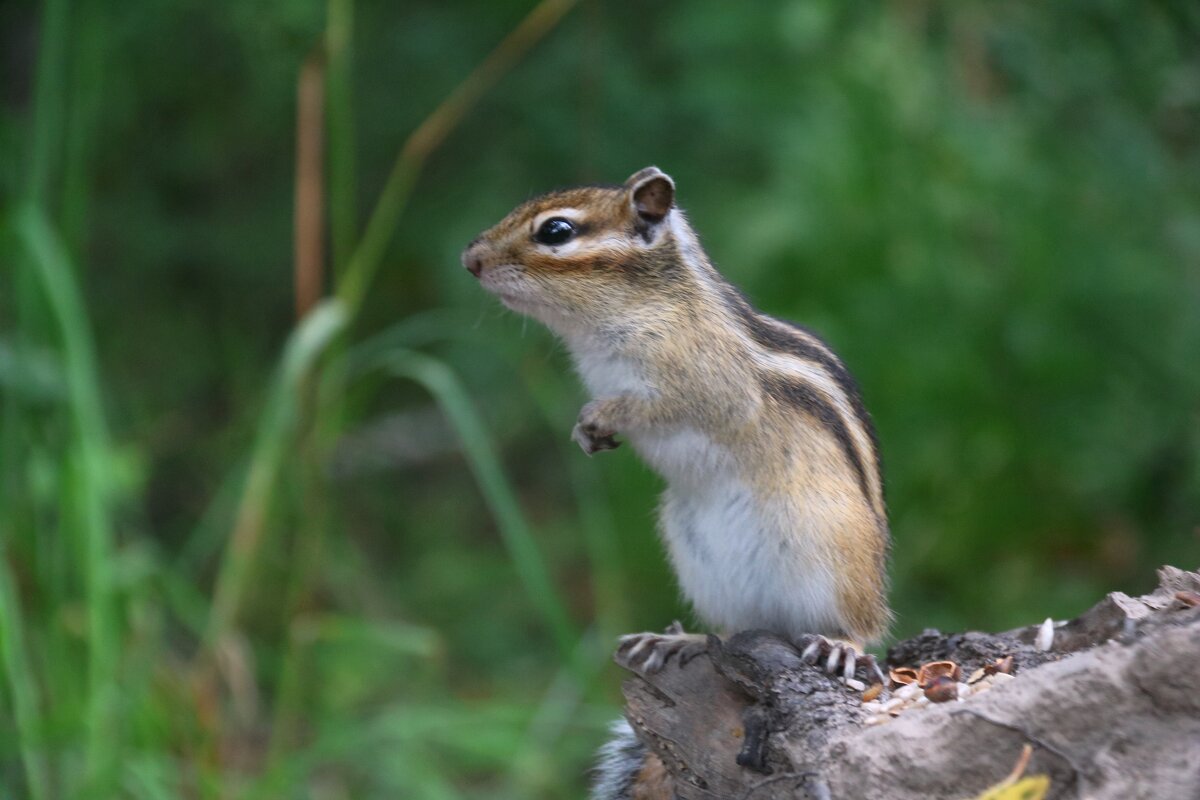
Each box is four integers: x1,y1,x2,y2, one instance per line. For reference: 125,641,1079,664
2,0,1199,796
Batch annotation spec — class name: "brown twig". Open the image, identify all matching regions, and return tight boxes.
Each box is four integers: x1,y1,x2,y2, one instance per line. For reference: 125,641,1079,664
337,0,578,312
1002,744,1034,786
294,48,326,320
403,0,575,164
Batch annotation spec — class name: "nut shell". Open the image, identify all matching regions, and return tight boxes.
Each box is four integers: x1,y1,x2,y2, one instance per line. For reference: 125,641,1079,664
1175,590,1200,608
917,660,962,686
984,655,1015,676
924,675,958,703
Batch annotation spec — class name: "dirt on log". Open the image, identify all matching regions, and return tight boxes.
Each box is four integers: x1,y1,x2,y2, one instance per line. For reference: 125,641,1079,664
618,566,1200,799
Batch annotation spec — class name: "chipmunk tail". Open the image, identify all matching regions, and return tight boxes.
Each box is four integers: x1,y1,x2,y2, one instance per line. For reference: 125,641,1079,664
590,718,672,800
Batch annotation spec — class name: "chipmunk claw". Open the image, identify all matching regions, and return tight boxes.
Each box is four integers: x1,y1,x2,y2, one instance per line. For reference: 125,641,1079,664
795,634,885,688
616,624,708,674
571,422,620,455
573,400,624,455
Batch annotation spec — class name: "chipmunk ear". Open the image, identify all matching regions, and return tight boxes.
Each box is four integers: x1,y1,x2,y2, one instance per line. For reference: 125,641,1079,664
625,166,675,224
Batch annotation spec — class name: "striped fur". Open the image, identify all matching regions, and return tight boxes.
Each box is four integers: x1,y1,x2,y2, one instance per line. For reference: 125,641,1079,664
464,167,891,645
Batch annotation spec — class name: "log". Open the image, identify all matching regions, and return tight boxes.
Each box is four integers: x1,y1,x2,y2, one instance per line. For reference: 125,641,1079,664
617,566,1200,799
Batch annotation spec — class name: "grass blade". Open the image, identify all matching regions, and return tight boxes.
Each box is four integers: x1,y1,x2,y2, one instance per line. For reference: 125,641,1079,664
61,0,106,256
0,557,51,800
27,0,70,209
14,204,119,790
204,299,348,648
348,317,630,639
368,349,582,675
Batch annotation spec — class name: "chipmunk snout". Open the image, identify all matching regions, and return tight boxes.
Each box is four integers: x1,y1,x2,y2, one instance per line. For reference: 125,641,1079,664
462,243,484,277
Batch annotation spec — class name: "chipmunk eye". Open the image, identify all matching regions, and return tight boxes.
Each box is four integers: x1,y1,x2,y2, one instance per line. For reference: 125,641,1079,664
534,217,576,246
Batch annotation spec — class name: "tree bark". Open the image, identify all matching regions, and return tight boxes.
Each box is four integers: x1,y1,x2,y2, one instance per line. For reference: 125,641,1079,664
618,566,1200,799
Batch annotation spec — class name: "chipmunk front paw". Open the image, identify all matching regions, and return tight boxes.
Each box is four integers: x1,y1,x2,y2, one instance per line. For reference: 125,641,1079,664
571,400,621,456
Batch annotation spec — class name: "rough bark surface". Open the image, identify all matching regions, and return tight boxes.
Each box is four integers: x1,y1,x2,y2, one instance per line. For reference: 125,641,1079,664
618,566,1200,799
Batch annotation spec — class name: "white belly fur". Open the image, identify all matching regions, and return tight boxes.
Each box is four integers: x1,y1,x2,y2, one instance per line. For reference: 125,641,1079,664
635,427,843,642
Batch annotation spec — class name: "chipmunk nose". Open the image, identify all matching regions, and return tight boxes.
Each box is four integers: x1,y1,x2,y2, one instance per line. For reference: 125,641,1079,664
462,243,484,277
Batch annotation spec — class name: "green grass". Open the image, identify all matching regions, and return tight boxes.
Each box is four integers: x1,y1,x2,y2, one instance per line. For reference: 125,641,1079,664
14,205,120,792
365,348,580,668
0,555,49,800
0,1,598,795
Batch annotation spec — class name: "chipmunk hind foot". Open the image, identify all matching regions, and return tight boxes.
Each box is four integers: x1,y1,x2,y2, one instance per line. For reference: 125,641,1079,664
794,633,886,687
615,623,708,674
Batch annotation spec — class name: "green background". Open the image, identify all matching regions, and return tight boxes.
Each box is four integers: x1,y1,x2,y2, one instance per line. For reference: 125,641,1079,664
2,0,1198,796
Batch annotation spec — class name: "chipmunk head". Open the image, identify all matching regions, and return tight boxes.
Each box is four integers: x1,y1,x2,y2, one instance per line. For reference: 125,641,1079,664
463,167,693,335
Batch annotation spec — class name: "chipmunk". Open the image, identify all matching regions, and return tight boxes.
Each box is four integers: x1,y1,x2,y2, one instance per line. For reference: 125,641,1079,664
463,167,890,799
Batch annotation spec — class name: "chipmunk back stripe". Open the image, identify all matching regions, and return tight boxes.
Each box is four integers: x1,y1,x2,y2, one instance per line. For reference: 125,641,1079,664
753,345,883,508
758,373,873,509
717,285,883,511
719,285,872,434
